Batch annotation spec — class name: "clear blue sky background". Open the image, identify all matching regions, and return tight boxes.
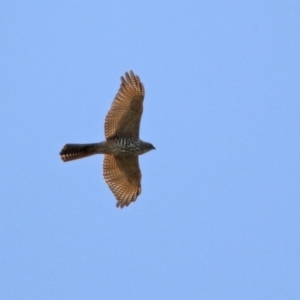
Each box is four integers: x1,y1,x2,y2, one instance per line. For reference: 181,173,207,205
1,2,299,299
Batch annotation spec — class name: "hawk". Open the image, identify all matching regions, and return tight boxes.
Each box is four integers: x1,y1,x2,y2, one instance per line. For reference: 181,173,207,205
60,71,155,208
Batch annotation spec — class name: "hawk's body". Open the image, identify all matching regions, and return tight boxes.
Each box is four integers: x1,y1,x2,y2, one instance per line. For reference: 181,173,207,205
60,71,155,208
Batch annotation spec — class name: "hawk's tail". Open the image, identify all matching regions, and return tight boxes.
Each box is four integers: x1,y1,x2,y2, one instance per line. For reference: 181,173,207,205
60,143,102,162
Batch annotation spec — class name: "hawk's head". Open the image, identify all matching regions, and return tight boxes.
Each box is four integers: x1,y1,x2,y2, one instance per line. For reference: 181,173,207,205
140,141,155,154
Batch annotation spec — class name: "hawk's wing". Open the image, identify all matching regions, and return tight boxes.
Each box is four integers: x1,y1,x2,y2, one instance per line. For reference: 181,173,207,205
105,71,144,139
103,155,142,208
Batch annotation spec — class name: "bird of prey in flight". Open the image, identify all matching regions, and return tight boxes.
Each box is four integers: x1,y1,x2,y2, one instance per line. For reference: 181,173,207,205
60,71,155,208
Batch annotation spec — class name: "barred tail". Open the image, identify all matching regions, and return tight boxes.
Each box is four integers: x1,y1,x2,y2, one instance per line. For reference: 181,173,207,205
60,143,102,162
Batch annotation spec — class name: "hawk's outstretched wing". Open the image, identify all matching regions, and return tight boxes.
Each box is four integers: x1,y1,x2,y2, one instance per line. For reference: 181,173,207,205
105,71,144,139
103,154,142,208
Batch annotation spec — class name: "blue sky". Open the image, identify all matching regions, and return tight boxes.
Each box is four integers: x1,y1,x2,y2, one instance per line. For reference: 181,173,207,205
1,2,300,299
